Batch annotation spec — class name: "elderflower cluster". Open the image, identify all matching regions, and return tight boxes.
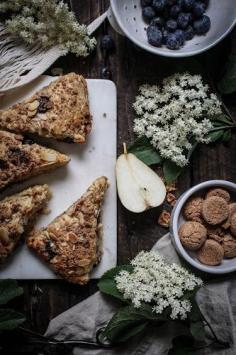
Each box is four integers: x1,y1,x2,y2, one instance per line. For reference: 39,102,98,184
115,251,203,320
133,73,222,167
0,0,96,57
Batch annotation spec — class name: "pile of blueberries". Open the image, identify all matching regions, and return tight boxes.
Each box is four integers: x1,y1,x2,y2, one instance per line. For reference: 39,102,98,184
141,0,211,50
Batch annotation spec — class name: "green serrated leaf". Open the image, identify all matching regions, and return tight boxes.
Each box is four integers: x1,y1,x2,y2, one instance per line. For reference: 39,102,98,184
188,299,203,323
98,265,133,301
163,160,183,183
208,130,224,142
0,280,23,305
0,309,25,330
218,55,236,94
222,130,232,143
102,304,165,343
128,136,162,165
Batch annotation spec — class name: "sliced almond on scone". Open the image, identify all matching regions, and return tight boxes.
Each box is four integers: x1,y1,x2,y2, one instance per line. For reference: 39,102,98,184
0,73,92,143
0,185,51,263
27,177,109,285
0,130,70,190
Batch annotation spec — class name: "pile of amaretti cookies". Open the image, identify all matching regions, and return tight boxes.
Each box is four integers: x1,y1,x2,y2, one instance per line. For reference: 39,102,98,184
179,188,236,266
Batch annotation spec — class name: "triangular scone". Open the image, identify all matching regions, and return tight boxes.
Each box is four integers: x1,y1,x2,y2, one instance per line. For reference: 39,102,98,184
0,130,70,190
0,73,92,143
0,185,51,263
27,177,109,284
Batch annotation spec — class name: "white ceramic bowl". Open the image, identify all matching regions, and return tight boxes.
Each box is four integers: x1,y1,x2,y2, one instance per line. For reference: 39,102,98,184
170,180,236,274
110,0,236,57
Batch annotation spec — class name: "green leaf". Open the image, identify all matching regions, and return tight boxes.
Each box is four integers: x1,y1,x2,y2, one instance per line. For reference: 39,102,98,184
188,299,203,323
128,136,162,165
190,321,205,342
98,265,133,301
0,280,23,305
218,55,236,94
222,130,232,143
207,130,224,142
0,309,25,330
210,114,233,125
102,304,165,343
163,160,183,183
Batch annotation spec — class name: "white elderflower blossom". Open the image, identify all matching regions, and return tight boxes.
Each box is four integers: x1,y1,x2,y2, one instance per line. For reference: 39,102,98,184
115,251,203,320
0,0,96,57
133,73,222,167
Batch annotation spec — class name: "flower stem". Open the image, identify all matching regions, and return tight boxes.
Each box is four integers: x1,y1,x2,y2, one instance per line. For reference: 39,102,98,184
209,125,235,132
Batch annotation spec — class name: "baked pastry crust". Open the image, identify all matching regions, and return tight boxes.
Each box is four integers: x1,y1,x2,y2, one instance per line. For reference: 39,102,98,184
27,177,109,285
0,73,92,143
0,185,51,263
0,130,70,190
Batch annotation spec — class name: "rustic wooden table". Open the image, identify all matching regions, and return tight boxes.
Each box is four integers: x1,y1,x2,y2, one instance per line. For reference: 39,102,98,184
5,0,236,350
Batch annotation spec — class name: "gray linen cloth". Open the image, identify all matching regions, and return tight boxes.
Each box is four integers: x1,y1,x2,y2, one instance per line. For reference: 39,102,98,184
45,234,236,354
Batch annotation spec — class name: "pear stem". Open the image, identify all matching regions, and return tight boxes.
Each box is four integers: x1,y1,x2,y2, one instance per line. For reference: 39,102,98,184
123,142,128,155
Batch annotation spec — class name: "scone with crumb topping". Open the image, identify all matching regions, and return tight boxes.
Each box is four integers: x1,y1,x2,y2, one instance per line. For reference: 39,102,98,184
0,185,51,263
27,177,109,285
0,130,70,190
0,73,92,143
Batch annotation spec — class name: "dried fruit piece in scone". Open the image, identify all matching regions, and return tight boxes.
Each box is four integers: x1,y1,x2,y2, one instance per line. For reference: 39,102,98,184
0,73,92,143
27,177,109,285
0,185,51,263
0,130,70,190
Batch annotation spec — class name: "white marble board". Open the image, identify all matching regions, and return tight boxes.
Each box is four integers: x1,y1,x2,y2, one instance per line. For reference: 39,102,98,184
0,75,117,279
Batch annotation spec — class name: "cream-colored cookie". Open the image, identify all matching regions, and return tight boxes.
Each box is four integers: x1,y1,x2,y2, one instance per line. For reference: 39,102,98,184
202,196,229,225
179,221,207,251
197,240,224,266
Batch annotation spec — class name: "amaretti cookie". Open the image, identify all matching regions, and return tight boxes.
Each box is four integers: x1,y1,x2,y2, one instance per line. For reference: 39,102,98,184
202,196,229,225
183,197,203,223
222,203,236,230
206,188,230,203
179,221,207,251
222,234,236,258
197,240,224,266
230,213,236,237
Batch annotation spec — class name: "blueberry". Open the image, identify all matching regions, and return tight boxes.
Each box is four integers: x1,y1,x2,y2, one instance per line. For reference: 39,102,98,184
170,4,181,18
100,35,115,51
166,33,181,49
177,12,191,29
184,25,195,39
166,19,178,31
193,2,206,17
152,0,167,12
162,29,169,43
150,16,165,27
193,15,210,34
141,0,153,6
183,0,195,10
174,29,185,45
142,6,156,22
147,25,163,46
162,7,170,19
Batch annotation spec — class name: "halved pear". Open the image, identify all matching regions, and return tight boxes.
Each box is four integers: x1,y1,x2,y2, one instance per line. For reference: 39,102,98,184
116,144,166,213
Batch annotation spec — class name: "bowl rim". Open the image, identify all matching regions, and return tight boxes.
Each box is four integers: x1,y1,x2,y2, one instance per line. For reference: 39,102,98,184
171,180,236,274
110,1,236,58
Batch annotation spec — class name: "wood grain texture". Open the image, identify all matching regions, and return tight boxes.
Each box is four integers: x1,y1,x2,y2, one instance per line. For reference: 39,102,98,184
4,0,236,342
